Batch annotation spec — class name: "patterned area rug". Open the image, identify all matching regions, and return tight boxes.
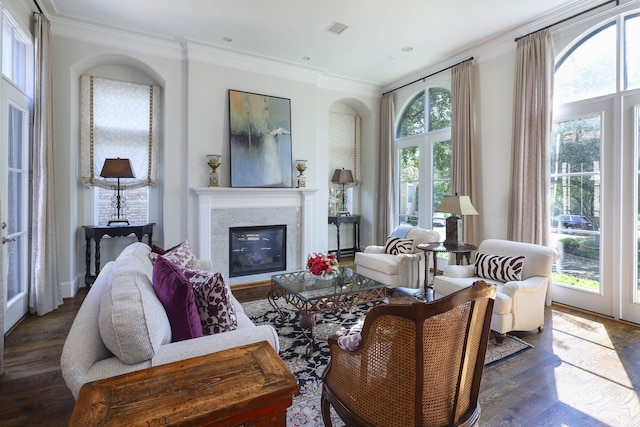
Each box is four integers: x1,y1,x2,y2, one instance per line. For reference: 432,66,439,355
242,295,533,427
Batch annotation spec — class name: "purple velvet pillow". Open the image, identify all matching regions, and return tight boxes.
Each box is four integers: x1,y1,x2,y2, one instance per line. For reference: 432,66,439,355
184,269,238,335
152,257,203,342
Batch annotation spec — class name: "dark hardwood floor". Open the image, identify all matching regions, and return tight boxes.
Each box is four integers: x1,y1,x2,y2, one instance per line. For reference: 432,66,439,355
2,265,639,426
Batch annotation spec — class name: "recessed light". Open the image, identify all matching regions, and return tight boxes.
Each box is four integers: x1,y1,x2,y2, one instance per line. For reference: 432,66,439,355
223,37,232,42
401,46,413,53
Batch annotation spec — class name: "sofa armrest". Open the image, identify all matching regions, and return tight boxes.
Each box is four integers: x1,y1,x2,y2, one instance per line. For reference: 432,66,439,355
502,276,547,297
442,264,475,278
363,246,386,254
396,253,422,287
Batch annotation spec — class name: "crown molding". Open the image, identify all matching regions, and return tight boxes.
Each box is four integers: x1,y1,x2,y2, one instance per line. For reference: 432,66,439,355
49,16,182,60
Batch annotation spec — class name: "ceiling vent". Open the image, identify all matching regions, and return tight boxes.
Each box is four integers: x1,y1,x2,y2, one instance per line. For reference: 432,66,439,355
326,21,349,35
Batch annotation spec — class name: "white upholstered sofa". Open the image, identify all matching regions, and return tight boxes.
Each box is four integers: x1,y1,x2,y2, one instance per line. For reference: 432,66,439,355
354,226,440,288
433,239,557,341
61,242,279,399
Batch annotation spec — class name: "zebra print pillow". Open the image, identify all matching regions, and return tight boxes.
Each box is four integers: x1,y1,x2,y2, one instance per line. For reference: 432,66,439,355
385,237,414,255
474,253,525,282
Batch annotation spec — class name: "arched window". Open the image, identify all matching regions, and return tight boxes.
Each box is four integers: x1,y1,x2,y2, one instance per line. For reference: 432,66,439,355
396,87,452,230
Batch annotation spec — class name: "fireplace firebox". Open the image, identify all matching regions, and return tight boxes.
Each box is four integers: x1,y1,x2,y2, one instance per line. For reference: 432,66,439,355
229,225,286,277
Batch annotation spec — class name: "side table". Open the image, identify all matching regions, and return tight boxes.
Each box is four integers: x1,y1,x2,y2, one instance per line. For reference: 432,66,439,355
328,214,361,261
70,341,299,426
83,222,155,286
416,242,477,295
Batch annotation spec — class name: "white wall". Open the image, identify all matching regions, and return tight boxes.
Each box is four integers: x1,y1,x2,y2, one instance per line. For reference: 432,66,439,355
48,21,380,296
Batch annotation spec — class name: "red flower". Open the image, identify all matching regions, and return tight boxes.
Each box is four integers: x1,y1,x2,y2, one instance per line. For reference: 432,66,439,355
306,253,338,276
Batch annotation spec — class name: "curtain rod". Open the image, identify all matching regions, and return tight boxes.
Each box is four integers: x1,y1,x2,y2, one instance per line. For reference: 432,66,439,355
382,56,473,96
32,0,43,13
515,0,619,42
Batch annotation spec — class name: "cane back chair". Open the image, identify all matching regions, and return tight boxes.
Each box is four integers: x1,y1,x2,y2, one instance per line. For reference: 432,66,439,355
321,280,496,427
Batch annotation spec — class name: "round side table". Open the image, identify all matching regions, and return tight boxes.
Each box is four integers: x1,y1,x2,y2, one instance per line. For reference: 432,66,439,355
416,242,477,295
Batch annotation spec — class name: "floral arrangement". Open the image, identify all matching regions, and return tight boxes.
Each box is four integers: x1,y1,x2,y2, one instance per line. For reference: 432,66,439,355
306,252,338,276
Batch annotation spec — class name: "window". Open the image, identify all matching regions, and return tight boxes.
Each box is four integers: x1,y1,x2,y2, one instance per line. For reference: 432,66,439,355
80,75,160,225
397,88,452,229
2,11,28,92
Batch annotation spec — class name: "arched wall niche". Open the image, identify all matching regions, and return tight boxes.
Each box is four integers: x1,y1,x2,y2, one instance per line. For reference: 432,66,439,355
327,97,375,252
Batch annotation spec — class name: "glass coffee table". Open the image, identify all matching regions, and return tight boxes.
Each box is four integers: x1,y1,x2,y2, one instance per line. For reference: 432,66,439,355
269,268,388,355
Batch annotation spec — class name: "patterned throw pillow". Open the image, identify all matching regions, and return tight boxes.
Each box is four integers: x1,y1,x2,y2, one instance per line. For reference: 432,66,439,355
157,240,200,270
184,269,238,335
151,257,203,342
474,253,525,282
385,236,414,255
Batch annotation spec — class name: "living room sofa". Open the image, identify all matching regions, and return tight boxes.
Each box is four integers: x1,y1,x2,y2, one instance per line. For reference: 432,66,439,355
61,242,279,399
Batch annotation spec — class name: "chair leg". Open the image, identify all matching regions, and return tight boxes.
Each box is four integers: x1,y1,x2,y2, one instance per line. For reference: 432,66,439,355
538,325,544,333
495,332,506,344
321,393,333,427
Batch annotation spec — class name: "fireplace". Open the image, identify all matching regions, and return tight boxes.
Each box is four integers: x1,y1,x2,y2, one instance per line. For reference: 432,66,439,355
192,187,318,284
229,225,287,277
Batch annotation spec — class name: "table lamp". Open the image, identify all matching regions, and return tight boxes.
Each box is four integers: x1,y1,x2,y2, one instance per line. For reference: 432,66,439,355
100,158,135,225
435,194,478,246
331,168,355,216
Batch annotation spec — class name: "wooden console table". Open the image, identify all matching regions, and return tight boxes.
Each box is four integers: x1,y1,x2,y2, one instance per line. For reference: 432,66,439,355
82,222,155,286
70,341,299,426
328,214,361,261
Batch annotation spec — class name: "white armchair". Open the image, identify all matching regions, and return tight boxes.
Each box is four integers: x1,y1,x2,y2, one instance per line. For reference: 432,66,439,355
354,226,440,288
433,239,558,342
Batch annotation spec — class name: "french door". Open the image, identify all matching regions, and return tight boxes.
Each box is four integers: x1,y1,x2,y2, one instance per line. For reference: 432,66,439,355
2,80,30,333
621,92,640,324
551,92,640,323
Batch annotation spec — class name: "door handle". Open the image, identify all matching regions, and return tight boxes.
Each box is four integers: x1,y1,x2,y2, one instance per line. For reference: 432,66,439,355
2,236,15,244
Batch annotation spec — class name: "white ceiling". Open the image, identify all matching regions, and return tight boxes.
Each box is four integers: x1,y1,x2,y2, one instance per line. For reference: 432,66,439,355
38,0,594,86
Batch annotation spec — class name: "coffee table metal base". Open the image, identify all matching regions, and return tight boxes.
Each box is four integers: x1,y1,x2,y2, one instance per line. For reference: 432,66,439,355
268,278,387,356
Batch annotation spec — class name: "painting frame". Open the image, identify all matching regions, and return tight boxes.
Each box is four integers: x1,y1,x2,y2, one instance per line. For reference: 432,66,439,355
228,89,293,188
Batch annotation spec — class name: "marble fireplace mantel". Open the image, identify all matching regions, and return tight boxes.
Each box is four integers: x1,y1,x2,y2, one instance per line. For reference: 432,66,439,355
192,187,318,283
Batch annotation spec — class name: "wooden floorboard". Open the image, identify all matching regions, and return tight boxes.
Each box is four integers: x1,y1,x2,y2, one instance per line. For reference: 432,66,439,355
2,264,640,426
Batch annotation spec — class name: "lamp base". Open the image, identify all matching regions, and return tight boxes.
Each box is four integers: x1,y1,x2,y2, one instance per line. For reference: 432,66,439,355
444,215,464,246
108,218,130,226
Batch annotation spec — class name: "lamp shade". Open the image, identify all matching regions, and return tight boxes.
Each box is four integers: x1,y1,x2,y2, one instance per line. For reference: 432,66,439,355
435,195,478,216
331,168,355,185
100,158,135,179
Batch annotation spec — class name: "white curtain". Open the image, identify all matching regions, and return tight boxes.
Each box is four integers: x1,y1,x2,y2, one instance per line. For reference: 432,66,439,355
508,29,554,245
451,60,478,245
80,75,160,189
377,93,396,244
30,13,62,316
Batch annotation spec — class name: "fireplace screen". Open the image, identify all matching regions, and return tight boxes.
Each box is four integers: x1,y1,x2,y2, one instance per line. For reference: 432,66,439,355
229,225,286,277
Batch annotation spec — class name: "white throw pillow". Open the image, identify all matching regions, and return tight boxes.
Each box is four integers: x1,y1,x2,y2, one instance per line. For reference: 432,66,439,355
99,243,172,364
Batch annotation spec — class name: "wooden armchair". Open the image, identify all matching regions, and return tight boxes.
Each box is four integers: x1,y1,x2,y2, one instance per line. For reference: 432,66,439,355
321,281,496,427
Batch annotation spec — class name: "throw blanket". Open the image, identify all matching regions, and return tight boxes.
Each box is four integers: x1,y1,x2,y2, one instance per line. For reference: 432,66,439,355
391,225,414,238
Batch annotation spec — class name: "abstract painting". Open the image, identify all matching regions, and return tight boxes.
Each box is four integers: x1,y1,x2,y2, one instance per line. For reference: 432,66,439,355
228,89,293,187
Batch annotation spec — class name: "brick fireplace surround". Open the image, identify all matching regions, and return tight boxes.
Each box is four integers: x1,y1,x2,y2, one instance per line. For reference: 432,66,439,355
192,187,318,285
